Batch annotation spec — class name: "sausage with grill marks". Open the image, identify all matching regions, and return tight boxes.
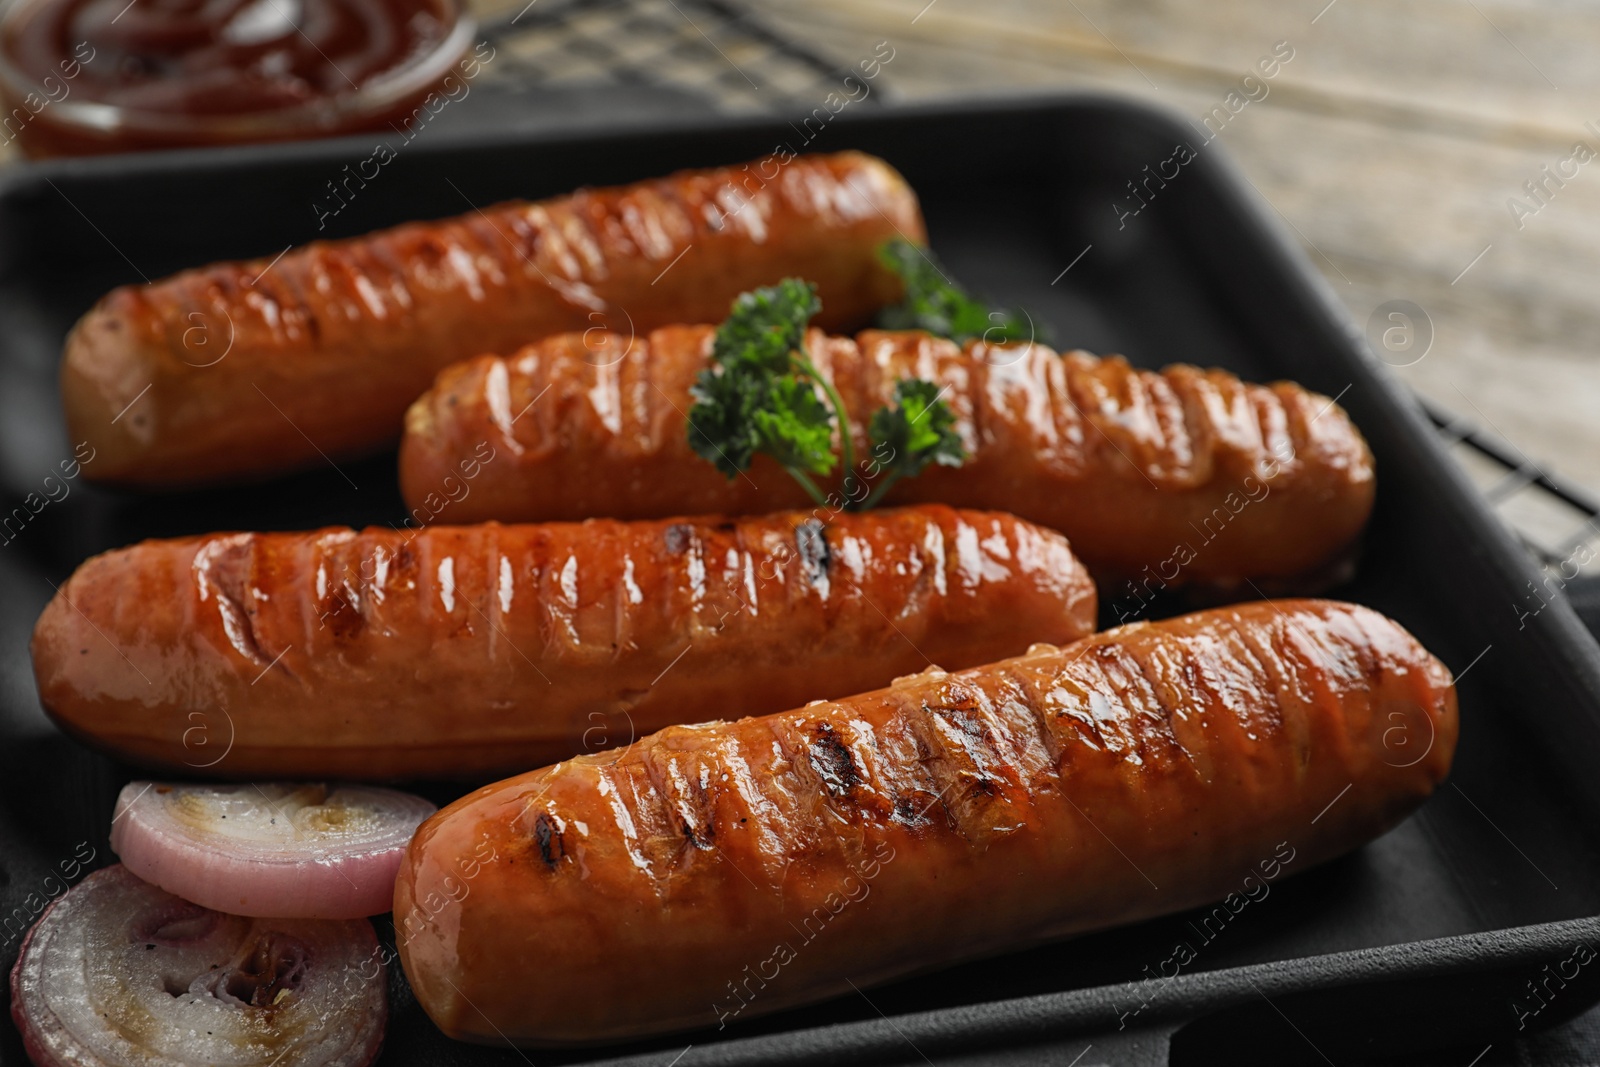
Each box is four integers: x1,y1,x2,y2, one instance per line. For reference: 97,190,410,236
29,506,1095,779
63,152,922,487
399,326,1375,589
395,599,1456,1045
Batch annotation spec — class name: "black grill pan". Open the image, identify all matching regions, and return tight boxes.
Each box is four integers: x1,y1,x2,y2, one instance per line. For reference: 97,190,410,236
2,96,1599,1065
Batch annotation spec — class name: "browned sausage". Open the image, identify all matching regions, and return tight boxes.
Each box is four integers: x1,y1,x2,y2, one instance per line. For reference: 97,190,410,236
399,326,1375,589
395,599,1456,1045
63,152,923,488
30,506,1094,779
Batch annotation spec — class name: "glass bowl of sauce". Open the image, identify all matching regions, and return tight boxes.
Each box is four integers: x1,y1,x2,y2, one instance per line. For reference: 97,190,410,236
0,0,476,155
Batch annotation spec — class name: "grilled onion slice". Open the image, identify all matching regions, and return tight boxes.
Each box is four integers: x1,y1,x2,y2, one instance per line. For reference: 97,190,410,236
111,782,435,918
10,865,387,1067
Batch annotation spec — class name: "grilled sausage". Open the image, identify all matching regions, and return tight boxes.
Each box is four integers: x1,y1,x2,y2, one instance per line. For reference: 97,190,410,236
30,506,1094,779
400,326,1375,590
395,599,1456,1046
63,152,923,488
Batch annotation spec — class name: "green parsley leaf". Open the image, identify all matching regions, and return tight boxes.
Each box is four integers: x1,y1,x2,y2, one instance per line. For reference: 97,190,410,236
712,278,820,373
875,238,1035,345
862,379,967,508
752,377,836,476
686,361,763,477
689,279,840,504
686,276,971,510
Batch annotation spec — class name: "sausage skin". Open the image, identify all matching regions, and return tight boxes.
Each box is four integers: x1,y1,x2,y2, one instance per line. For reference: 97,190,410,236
400,326,1375,589
63,152,923,488
30,506,1094,779
395,599,1456,1045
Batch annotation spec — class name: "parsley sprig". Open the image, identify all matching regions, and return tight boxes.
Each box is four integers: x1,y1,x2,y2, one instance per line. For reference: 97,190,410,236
687,278,966,511
875,237,1036,345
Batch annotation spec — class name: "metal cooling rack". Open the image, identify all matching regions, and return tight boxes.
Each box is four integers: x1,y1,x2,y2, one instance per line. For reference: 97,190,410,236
471,0,879,112
1421,395,1600,639
1421,397,1600,570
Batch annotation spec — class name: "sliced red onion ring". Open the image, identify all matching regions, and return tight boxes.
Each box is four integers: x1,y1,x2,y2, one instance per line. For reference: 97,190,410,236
111,782,435,919
11,865,386,1067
